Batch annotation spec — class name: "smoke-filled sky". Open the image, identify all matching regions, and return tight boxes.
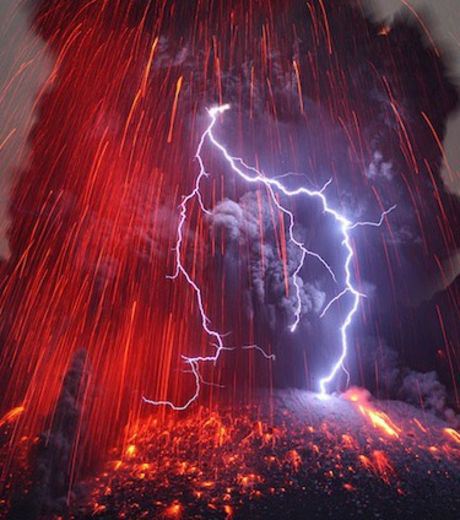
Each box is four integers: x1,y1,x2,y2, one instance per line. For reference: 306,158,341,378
0,0,52,259
370,0,460,196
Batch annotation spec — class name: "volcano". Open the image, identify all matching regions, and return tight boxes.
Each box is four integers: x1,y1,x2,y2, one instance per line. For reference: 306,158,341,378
1,1,460,518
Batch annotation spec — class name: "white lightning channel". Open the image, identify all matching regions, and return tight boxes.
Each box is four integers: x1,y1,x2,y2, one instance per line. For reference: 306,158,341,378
143,104,396,409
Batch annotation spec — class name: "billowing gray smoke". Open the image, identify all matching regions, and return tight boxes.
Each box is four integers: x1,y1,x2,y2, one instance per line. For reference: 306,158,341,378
210,192,325,332
400,370,459,427
358,337,459,427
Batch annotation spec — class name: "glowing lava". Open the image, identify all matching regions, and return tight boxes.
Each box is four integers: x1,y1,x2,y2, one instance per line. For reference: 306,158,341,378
344,388,401,438
78,392,460,519
0,406,25,429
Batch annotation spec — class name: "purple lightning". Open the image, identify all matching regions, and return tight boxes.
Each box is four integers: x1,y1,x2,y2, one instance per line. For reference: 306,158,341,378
143,104,396,409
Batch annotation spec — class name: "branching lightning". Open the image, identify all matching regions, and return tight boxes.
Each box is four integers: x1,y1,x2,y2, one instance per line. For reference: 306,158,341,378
143,104,396,409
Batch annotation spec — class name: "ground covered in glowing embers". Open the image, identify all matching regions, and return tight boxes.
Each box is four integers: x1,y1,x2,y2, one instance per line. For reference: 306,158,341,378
78,390,460,519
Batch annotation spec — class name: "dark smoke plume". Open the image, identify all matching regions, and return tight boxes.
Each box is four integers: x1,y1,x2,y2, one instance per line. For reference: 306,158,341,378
9,349,89,518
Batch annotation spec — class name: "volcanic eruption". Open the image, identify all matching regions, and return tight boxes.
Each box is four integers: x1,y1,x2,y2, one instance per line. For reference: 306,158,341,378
0,0,459,518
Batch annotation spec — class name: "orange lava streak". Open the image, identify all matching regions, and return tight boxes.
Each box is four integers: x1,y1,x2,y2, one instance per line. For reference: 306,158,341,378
167,75,184,144
0,406,25,428
360,407,400,438
358,450,395,484
345,388,400,438
444,428,460,444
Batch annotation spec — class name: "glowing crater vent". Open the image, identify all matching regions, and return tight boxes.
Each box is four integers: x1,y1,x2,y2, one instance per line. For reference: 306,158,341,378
143,104,396,410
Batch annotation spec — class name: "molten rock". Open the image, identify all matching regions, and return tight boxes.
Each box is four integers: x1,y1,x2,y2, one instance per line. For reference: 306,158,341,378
77,390,460,519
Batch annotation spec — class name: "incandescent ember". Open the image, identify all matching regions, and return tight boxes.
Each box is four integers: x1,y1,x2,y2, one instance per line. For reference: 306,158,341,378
75,390,460,519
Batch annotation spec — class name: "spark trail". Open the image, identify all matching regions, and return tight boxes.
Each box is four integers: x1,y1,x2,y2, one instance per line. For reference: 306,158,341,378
143,105,396,409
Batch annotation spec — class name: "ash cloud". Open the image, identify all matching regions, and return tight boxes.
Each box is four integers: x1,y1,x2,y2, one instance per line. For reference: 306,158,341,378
197,1,460,401
357,338,459,427
8,0,457,416
157,2,460,395
210,192,325,333
0,0,53,260
400,370,459,428
129,0,459,407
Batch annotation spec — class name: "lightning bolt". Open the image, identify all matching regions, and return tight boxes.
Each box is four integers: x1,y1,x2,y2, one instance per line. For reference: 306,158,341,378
143,104,396,409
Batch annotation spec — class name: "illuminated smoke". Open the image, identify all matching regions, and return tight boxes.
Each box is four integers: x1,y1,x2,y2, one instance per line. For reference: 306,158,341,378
210,192,326,329
9,350,89,517
400,370,459,428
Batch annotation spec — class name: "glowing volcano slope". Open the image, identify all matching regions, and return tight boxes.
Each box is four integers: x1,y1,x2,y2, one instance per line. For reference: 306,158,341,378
82,391,460,519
